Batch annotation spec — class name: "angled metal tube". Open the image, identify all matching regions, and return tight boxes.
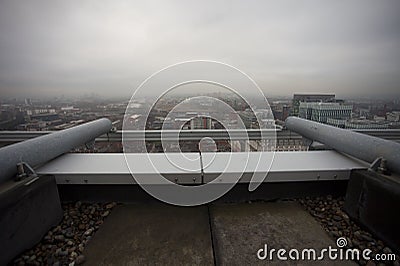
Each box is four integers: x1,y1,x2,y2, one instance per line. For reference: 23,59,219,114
285,116,400,174
0,118,112,183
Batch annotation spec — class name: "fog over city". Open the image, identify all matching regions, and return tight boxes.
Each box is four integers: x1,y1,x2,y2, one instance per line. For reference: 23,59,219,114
0,0,400,99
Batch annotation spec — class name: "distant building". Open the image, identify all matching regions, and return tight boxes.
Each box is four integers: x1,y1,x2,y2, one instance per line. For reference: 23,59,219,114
26,108,56,115
325,118,346,128
344,119,390,129
30,113,59,121
387,111,400,122
270,103,290,121
299,102,353,123
282,105,290,121
292,94,336,116
326,117,394,129
238,109,258,128
190,117,212,129
358,108,370,118
24,98,32,106
61,106,75,111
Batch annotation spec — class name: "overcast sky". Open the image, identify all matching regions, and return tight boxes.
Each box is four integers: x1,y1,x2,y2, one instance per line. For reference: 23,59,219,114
0,0,399,99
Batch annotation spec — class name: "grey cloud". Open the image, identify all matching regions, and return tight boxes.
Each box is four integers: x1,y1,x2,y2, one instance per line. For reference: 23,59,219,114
0,0,399,99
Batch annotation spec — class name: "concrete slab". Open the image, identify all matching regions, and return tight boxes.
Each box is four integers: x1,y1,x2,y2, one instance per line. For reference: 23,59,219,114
210,201,355,265
84,204,214,266
84,202,356,265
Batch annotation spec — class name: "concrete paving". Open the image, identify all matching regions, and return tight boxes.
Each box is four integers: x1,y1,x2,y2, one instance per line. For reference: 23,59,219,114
210,201,354,265
84,201,355,265
83,204,214,266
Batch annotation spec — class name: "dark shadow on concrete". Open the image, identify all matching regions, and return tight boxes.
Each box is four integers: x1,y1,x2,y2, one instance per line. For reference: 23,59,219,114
84,204,214,266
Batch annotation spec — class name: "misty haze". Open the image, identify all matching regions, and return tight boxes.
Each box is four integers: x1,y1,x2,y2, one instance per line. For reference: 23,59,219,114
0,0,399,99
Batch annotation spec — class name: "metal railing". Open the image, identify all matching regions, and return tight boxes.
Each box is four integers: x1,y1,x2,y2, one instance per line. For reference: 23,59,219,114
1,117,400,184
0,118,112,183
1,128,399,143
286,117,400,174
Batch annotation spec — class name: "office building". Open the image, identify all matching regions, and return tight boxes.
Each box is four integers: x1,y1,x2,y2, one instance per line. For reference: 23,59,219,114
299,102,353,124
292,94,336,116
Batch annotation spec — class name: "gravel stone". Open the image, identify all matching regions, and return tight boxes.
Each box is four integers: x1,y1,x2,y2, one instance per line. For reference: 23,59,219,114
297,195,399,266
75,255,85,265
12,202,117,265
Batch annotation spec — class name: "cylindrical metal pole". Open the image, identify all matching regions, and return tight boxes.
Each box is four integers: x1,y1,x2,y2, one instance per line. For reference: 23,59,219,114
0,118,112,183
285,116,400,174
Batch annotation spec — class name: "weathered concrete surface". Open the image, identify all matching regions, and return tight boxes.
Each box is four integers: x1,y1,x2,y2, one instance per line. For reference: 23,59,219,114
84,202,355,265
83,204,214,266
210,201,355,265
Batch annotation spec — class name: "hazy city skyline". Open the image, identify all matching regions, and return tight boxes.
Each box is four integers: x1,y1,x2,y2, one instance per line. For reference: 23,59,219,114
1,0,400,99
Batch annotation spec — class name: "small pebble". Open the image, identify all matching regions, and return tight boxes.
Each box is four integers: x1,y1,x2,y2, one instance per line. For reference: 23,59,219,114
75,255,86,265
12,202,114,265
54,235,65,242
297,195,399,265
84,228,94,236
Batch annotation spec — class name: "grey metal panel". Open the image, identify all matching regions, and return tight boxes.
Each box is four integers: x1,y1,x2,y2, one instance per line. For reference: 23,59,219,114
201,151,367,183
36,151,368,185
202,151,366,173
37,153,202,185
203,171,352,184
37,153,202,174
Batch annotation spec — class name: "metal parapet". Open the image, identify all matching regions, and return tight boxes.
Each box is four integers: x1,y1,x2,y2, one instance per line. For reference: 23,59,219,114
0,118,112,264
0,175,62,265
0,118,112,183
345,170,400,252
285,116,400,175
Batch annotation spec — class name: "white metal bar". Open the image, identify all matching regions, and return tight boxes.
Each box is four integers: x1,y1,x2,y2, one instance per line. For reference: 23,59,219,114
36,151,368,185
